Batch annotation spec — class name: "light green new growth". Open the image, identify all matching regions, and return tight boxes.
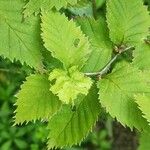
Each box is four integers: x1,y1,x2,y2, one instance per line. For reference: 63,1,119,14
77,17,112,72
15,74,61,124
47,86,101,149
49,66,93,104
97,62,150,131
106,0,150,46
41,11,90,69
133,42,150,70
24,0,78,17
135,94,150,123
0,0,43,69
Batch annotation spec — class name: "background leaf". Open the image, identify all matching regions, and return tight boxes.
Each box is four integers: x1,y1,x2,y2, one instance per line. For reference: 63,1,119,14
106,0,150,45
24,0,78,17
0,0,43,69
77,17,112,72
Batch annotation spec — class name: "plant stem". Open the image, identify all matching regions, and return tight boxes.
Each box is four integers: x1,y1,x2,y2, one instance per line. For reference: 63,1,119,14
85,46,134,77
92,0,97,19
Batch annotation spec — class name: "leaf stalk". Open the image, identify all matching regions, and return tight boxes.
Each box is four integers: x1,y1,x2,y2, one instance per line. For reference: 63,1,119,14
85,46,134,77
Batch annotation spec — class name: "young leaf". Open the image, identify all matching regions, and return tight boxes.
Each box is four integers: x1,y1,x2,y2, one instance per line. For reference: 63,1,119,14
24,0,78,17
135,94,150,123
76,17,112,72
0,0,43,69
41,11,90,70
15,74,61,124
47,85,101,149
97,62,150,131
133,42,150,70
49,66,93,104
106,0,150,46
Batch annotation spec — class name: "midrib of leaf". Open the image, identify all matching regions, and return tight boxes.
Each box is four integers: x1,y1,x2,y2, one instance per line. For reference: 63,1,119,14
51,95,97,145
87,20,104,71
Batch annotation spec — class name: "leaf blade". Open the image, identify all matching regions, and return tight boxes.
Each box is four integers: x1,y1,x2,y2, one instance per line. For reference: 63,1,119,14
41,11,90,69
49,66,93,104
15,74,61,124
47,85,101,149
97,62,150,131
24,0,78,17
106,0,150,45
0,0,43,69
76,17,112,72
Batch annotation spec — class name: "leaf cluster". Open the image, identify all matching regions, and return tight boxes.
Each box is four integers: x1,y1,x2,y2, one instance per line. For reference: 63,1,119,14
0,0,150,149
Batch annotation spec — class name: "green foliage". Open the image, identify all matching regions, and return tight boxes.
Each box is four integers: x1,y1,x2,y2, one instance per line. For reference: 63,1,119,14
97,62,150,131
68,1,93,17
106,0,150,46
133,42,150,70
135,94,150,123
24,0,79,17
49,66,92,104
138,132,150,150
0,0,150,149
0,59,47,150
0,0,43,69
77,17,112,72
15,74,61,124
47,85,100,149
41,11,90,69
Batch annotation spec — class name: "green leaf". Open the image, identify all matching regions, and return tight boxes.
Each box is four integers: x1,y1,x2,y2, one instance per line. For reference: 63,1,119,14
41,11,90,69
47,85,101,149
24,0,78,17
138,132,150,150
76,17,112,72
96,0,106,8
135,94,150,123
49,66,93,104
106,0,150,45
68,1,93,17
97,62,150,131
1,141,12,150
0,0,43,69
15,74,61,124
133,42,150,70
